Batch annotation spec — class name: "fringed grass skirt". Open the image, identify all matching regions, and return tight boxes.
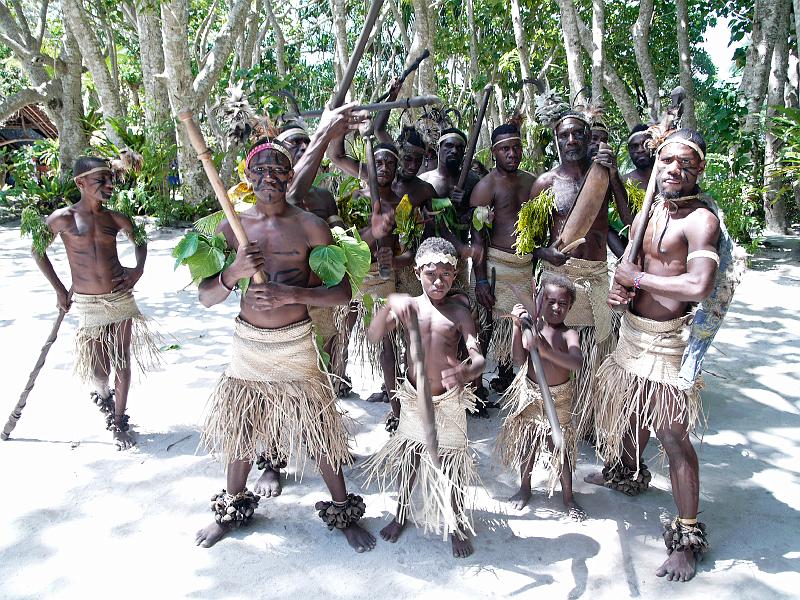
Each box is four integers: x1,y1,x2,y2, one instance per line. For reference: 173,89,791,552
348,264,400,377
362,380,479,539
71,290,161,383
484,248,533,365
497,372,576,493
593,312,703,466
200,318,352,472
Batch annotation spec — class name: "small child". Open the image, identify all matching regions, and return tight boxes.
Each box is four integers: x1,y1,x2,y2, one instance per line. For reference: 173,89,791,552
497,274,585,520
363,237,485,558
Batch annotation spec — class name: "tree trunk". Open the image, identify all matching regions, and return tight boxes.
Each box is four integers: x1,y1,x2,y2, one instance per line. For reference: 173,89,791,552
740,0,781,135
632,0,660,121
58,25,87,178
554,0,586,103
794,0,800,49
265,0,286,77
61,0,126,146
136,6,175,147
509,0,536,142
675,0,696,129
409,0,436,95
786,45,800,222
764,0,791,234
590,0,604,107
329,0,349,89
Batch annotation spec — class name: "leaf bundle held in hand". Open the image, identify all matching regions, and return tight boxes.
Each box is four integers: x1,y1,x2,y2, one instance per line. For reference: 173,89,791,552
309,226,372,296
20,206,53,256
393,194,423,249
514,188,556,256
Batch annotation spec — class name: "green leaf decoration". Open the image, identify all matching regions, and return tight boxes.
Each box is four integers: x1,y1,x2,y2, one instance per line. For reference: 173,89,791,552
20,206,53,256
472,205,493,231
330,226,372,294
430,197,465,236
309,244,348,287
185,242,227,282
172,231,234,284
361,293,375,327
194,210,225,236
514,188,556,256
623,178,646,214
172,231,200,268
393,194,424,249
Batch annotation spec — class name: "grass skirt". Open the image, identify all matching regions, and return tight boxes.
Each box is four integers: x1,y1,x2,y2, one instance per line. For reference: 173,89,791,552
497,372,576,493
200,318,352,472
484,248,533,365
362,379,479,539
348,264,399,377
593,312,703,466
71,290,161,383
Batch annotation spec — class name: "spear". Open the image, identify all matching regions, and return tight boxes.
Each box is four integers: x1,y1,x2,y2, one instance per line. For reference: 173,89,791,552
2,289,73,440
178,111,266,284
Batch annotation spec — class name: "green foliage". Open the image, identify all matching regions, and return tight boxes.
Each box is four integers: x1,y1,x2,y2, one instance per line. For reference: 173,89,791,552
514,188,556,256
393,194,423,249
430,197,464,237
172,230,236,284
108,189,148,246
20,206,53,256
336,177,370,230
194,210,226,236
310,244,348,286
770,106,800,181
309,226,372,296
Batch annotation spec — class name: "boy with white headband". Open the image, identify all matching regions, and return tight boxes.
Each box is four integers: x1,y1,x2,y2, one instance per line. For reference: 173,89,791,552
586,128,725,582
31,156,160,450
364,237,485,558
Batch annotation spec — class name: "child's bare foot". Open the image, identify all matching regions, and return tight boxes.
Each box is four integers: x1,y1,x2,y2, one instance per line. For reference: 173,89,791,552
451,534,474,558
656,550,697,582
508,487,532,510
195,521,233,548
379,519,406,542
564,499,587,521
113,429,136,450
341,522,377,553
254,468,282,498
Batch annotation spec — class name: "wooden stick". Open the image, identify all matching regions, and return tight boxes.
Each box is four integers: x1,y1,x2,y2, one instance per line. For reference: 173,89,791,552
374,48,430,102
627,86,685,264
363,133,392,280
178,111,265,284
507,283,564,450
2,290,73,440
455,84,493,192
406,306,441,469
330,0,386,108
300,95,440,118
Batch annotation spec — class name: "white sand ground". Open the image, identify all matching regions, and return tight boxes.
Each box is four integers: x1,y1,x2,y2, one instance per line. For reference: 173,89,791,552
0,223,798,600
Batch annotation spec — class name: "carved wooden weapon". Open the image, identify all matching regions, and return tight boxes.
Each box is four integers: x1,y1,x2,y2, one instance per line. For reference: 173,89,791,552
375,48,431,102
301,95,440,118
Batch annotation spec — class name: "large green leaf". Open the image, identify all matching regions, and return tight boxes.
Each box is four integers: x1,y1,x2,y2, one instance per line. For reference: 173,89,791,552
332,226,372,284
185,241,227,281
309,244,347,287
172,232,200,268
194,211,225,236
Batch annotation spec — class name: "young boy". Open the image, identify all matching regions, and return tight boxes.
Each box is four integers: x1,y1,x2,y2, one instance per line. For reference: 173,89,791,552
497,274,585,519
363,237,485,558
32,156,160,450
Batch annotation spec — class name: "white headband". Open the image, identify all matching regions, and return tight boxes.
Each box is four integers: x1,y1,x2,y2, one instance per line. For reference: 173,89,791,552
656,139,705,161
276,128,309,143
374,147,399,160
73,166,111,181
491,136,521,149
415,252,458,268
438,132,466,145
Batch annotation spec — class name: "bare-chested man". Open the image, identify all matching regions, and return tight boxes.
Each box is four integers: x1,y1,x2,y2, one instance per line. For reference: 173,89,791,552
530,111,631,440
470,124,536,397
623,124,655,189
195,106,376,553
328,126,410,409
32,157,160,450
586,129,720,582
364,237,485,558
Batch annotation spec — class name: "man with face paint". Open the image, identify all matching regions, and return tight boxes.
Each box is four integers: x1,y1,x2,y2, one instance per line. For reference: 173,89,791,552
31,156,160,451
586,129,720,583
530,111,631,439
470,124,536,401
195,105,378,554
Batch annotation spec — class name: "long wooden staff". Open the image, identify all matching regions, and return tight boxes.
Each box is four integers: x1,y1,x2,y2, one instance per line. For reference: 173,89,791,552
178,111,266,284
330,0,386,108
363,132,392,280
455,84,493,193
406,306,441,468
626,86,685,264
2,289,73,440
375,48,431,103
508,283,564,450
301,95,440,118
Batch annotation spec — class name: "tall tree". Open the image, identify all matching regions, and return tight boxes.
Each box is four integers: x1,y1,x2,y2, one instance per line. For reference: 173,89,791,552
555,0,586,103
590,0,604,107
675,0,697,129
739,0,781,135
632,0,661,121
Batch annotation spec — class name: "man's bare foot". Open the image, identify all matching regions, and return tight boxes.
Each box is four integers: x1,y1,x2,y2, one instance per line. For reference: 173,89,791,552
564,499,587,521
583,472,605,486
380,519,406,543
113,429,136,450
254,468,282,498
451,534,474,558
195,521,234,548
341,522,377,553
508,487,532,510
656,550,697,582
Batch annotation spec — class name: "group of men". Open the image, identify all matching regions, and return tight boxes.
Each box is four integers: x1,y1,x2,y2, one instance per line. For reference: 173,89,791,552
31,87,724,582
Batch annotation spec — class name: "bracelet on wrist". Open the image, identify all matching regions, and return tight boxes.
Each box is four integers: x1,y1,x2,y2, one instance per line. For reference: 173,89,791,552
633,272,645,290
219,270,235,292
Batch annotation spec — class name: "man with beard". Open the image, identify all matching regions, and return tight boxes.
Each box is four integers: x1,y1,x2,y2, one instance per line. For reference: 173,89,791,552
586,129,720,582
328,126,409,410
470,124,536,397
530,110,631,441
